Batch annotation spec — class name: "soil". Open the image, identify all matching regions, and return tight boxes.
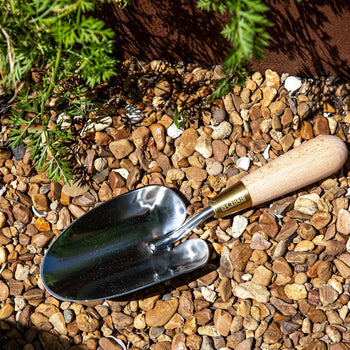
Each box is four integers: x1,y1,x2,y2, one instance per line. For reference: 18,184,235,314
98,0,350,78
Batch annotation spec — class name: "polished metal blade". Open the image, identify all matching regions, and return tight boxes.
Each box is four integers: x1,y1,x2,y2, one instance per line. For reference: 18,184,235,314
40,185,188,301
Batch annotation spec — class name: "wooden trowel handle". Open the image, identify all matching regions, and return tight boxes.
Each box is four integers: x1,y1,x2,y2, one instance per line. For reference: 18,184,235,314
209,135,348,218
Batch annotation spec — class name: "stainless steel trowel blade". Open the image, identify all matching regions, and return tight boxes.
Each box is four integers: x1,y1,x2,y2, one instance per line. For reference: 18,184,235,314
40,185,189,301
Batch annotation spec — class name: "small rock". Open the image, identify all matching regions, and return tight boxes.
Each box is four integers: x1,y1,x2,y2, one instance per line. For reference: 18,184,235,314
218,246,234,278
300,120,314,140
236,157,250,171
178,128,198,157
185,166,207,182
212,108,226,124
313,115,330,135
13,204,32,224
294,195,319,216
56,207,71,230
234,281,270,303
154,80,171,97
15,264,30,281
99,337,123,350
264,321,282,344
149,123,166,151
236,338,254,350
230,244,252,271
211,121,232,140
265,69,280,90
297,101,314,120
250,232,271,250
62,180,89,197
0,280,9,301
230,215,248,238
261,86,277,106
167,123,183,139
201,286,217,303
273,257,293,276
284,76,302,92
81,115,112,134
214,309,232,336
337,209,350,235
145,297,178,327
34,217,51,232
311,210,331,230
49,312,67,335
109,139,135,159
206,159,223,176
284,283,307,300
319,284,339,306
251,265,273,286
111,312,134,328
125,104,144,123
195,134,213,158
31,194,49,211
0,304,14,320
76,313,99,332
132,126,150,149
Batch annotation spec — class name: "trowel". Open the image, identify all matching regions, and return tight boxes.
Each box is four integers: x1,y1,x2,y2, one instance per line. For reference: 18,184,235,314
40,135,348,301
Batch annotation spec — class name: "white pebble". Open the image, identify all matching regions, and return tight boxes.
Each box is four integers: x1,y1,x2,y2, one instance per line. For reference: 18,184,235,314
236,157,250,171
231,215,249,238
167,123,183,139
113,168,129,180
263,144,271,160
201,286,217,303
241,274,252,281
284,76,302,92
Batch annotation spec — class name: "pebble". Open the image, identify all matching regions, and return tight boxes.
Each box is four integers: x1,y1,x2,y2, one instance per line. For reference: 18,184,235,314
234,281,270,303
230,244,252,271
62,180,89,197
167,123,183,139
145,297,178,327
131,126,150,149
211,121,232,140
81,115,112,135
179,128,198,157
206,159,223,176
49,312,67,335
284,283,307,300
294,195,319,216
250,232,271,250
149,123,166,151
125,104,144,123
236,157,250,171
230,215,248,238
337,209,350,235
284,76,302,92
251,265,273,286
109,139,135,160
195,134,213,158
313,115,330,135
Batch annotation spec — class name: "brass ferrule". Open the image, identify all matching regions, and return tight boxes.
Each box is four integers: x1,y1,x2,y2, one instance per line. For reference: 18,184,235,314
208,181,252,218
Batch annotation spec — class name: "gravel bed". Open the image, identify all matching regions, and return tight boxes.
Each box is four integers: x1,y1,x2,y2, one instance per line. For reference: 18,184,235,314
0,59,350,350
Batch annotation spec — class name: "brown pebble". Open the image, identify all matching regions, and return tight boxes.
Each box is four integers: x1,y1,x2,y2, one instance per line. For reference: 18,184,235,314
313,115,330,136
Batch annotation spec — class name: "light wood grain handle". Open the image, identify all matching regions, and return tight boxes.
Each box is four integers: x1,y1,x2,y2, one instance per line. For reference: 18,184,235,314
242,135,348,206
209,135,348,217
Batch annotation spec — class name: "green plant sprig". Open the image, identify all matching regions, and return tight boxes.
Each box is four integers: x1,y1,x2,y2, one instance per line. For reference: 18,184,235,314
197,0,272,100
1,0,119,183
